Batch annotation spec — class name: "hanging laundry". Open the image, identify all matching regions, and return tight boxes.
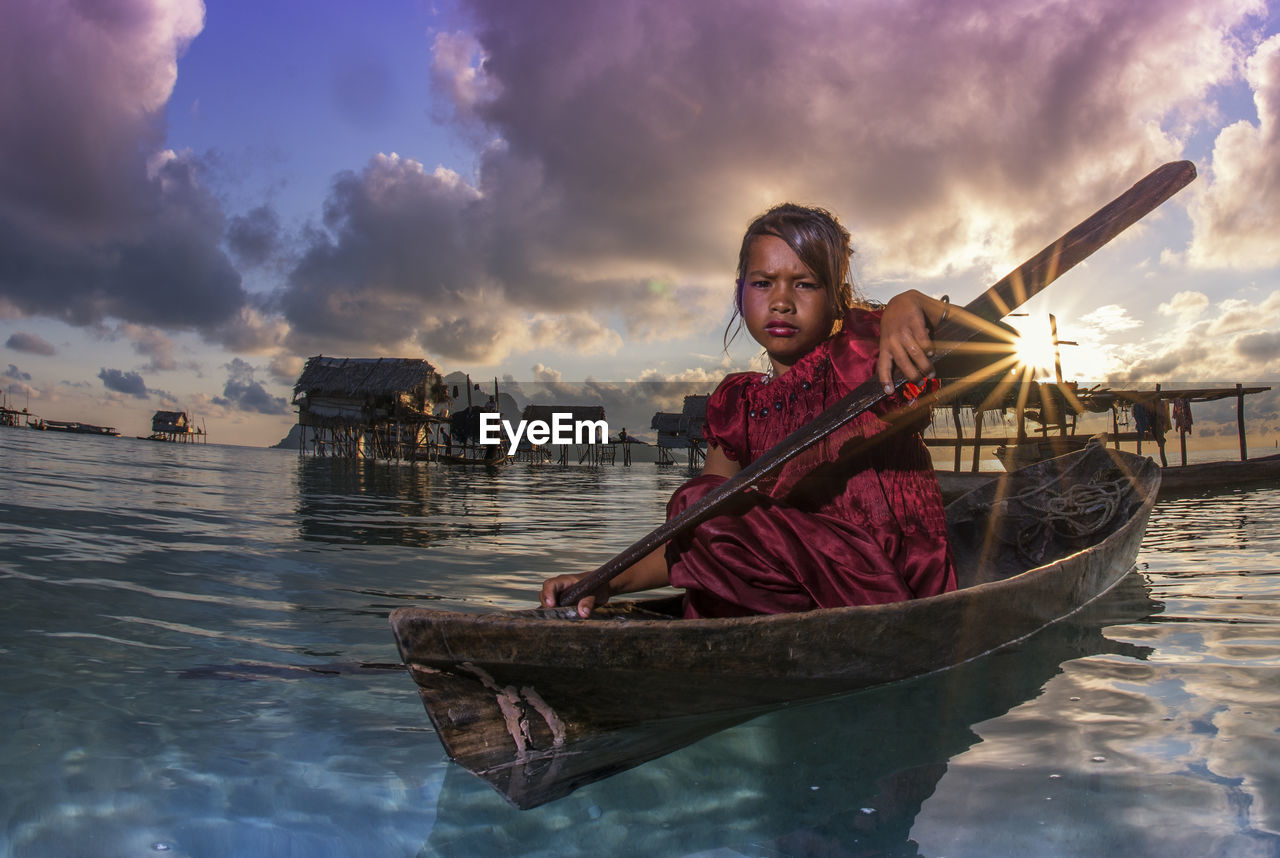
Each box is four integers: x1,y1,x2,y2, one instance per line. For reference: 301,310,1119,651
1133,401,1152,436
1172,398,1193,435
1133,400,1168,443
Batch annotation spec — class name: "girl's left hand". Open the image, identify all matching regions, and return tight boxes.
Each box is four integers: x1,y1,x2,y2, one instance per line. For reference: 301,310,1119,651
877,290,937,392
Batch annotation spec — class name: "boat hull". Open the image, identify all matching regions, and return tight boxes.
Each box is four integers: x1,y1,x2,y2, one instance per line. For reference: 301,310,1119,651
1158,452,1280,494
391,443,1159,807
938,450,1280,503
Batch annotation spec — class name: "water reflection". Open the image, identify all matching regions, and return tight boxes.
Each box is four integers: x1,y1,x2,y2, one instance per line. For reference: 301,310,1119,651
911,488,1280,857
294,458,503,547
1142,488,1280,560
424,574,1158,856
912,655,1280,856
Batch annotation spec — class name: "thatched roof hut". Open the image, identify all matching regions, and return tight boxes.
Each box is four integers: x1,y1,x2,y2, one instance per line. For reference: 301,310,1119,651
651,394,708,448
293,356,442,426
151,411,191,434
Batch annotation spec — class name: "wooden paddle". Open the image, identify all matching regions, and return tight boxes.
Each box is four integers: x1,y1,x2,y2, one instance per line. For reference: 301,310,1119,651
559,160,1197,608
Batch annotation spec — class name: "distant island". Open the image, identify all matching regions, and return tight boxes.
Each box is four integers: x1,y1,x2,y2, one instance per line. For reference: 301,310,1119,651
271,423,315,450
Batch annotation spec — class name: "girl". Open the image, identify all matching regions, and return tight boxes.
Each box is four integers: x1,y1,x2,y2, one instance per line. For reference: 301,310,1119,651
541,203,956,618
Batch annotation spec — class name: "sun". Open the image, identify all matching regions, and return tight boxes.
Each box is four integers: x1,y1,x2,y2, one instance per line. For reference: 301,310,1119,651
1006,316,1059,382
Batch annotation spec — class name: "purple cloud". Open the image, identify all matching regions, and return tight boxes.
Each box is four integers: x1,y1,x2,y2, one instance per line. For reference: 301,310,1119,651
212,358,291,415
98,367,149,398
5,331,56,355
0,1,249,338
281,0,1258,366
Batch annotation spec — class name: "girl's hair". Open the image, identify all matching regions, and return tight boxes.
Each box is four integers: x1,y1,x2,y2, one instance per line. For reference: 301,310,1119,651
723,203,863,350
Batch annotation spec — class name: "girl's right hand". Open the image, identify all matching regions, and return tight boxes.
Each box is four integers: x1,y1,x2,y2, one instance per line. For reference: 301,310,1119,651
539,573,610,618
877,289,941,391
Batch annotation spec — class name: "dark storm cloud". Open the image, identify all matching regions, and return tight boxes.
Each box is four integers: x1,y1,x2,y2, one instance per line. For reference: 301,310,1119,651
452,0,1242,275
1111,344,1212,384
281,154,488,354
0,0,251,341
98,367,149,398
5,332,56,356
283,0,1257,364
226,205,283,269
212,358,291,415
1236,330,1280,362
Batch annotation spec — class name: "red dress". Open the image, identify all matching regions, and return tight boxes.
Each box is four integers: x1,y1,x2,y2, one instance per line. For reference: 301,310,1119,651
666,307,957,618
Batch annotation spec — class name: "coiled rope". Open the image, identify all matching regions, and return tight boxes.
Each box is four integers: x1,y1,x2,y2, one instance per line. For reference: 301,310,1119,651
988,470,1131,565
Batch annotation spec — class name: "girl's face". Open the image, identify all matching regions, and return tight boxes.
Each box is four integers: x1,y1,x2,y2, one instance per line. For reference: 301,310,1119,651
741,235,837,376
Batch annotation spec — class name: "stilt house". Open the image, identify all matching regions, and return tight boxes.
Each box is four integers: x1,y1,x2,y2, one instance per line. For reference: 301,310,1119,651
651,394,708,467
148,411,204,443
292,356,444,460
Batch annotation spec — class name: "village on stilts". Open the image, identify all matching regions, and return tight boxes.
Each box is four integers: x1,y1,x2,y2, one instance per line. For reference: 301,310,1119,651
5,334,1275,499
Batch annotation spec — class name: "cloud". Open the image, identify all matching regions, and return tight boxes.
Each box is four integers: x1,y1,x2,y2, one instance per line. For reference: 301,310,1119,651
1157,291,1211,324
451,0,1244,282
212,357,291,415
0,0,249,337
5,331,56,355
1189,33,1280,268
3,364,38,400
528,313,623,354
12,0,1262,383
98,367,149,398
1235,329,1280,362
226,205,282,269
267,353,304,386
210,304,289,354
429,31,500,127
281,155,486,352
1078,304,1146,334
118,323,178,372
531,363,561,384
1107,288,1280,381
1111,345,1213,383
277,0,1262,366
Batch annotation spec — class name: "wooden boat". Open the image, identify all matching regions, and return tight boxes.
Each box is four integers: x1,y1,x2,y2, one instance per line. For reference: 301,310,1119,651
41,419,121,436
1156,452,1280,494
391,441,1159,808
938,450,1280,503
995,434,1093,470
935,469,1003,504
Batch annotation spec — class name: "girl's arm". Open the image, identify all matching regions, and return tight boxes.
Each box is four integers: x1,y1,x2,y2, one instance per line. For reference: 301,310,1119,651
875,289,951,392
539,444,742,616
538,547,670,617
701,443,741,478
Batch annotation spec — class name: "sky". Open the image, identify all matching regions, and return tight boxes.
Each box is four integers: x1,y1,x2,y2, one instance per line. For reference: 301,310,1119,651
3,0,1280,448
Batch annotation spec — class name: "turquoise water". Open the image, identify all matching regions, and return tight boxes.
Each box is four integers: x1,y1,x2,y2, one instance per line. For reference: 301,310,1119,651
2,428,1278,857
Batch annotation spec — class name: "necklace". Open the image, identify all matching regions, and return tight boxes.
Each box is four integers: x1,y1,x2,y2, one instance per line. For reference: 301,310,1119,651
757,351,775,385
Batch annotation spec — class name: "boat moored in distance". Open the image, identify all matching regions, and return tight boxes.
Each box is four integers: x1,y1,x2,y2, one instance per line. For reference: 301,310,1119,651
1154,451,1280,495
938,447,1280,504
391,440,1160,808
40,419,121,437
